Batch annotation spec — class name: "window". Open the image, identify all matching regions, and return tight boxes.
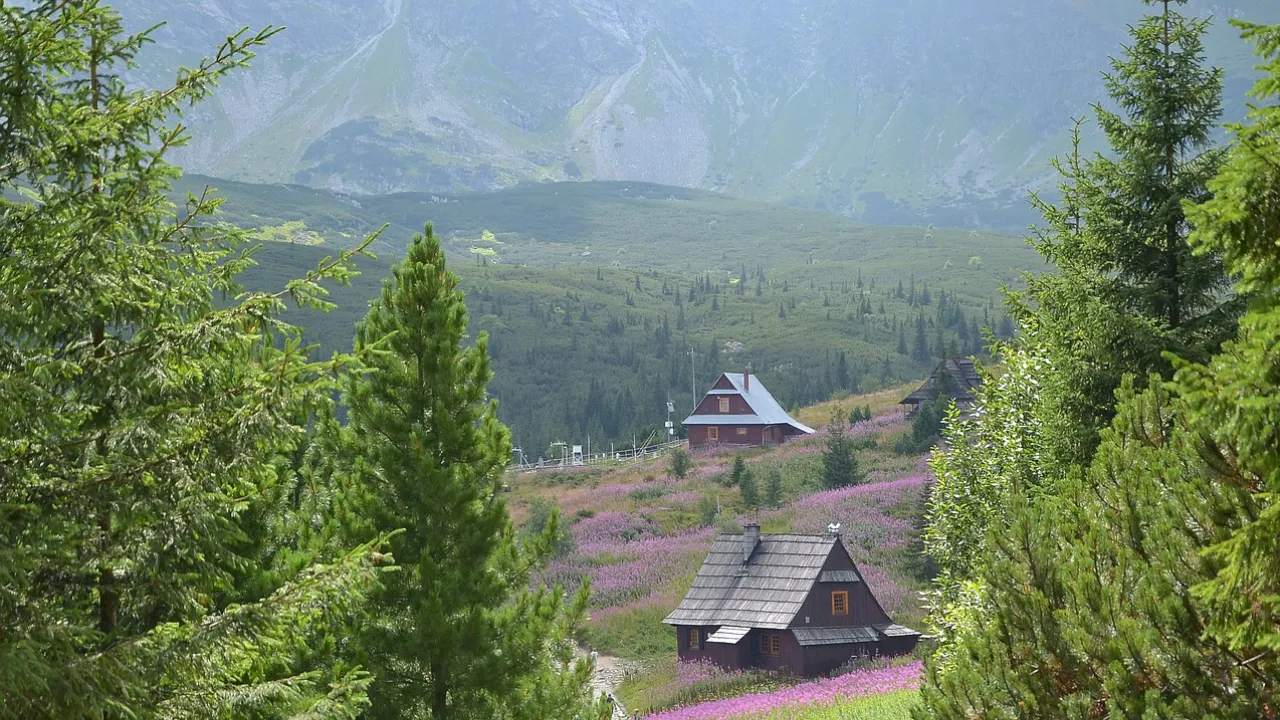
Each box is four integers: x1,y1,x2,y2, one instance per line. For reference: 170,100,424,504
758,632,781,655
689,628,700,650
719,397,731,413
736,427,748,436
707,426,719,442
832,591,849,616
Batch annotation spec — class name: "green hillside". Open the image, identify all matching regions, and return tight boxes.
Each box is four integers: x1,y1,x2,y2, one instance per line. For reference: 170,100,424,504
179,174,1036,279
220,177,1032,455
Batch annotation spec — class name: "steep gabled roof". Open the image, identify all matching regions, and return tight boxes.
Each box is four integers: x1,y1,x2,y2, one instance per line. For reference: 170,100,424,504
682,373,815,434
901,358,981,406
662,533,835,629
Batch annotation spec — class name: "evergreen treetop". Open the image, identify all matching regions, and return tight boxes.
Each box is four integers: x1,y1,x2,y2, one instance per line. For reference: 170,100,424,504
340,226,604,720
0,3,386,716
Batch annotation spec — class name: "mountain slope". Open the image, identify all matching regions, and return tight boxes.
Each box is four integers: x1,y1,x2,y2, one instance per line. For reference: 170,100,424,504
117,0,1278,229
206,176,1035,453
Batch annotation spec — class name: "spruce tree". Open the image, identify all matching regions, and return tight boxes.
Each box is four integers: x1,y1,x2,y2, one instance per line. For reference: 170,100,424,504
729,454,748,487
340,226,603,720
1090,0,1232,344
765,467,784,508
919,16,1280,719
821,418,862,489
1026,0,1233,466
0,4,383,717
912,314,930,363
739,466,759,511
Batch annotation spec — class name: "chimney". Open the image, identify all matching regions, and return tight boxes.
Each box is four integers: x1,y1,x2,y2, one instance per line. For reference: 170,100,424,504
744,369,750,391
743,523,760,565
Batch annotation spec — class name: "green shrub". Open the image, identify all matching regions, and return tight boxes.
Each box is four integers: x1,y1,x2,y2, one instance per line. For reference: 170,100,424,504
697,492,719,527
669,447,692,479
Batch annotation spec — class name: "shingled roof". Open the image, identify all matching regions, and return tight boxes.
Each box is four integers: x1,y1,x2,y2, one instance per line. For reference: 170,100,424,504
901,358,981,406
662,533,838,629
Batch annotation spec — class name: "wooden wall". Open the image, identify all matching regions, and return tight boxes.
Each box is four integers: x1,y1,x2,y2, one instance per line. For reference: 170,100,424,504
688,423,764,448
692,392,753,415
790,542,892,629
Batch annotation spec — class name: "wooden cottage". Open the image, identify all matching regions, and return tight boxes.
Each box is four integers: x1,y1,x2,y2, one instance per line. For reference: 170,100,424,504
683,372,814,449
899,358,981,417
663,525,921,677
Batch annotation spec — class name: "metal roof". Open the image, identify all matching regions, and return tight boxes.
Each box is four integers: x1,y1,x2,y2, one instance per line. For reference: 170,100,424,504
683,373,815,435
663,533,836,629
792,626,881,646
818,570,861,584
874,623,922,638
706,626,752,644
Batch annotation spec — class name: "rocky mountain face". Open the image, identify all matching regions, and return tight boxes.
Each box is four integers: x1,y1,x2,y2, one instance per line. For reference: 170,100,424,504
117,0,1275,227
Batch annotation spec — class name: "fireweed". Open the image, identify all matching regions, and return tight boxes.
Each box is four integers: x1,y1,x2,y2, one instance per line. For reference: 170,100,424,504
645,661,922,719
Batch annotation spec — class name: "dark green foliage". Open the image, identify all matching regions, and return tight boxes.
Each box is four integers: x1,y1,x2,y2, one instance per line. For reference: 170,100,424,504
849,404,873,425
903,485,939,583
919,13,1280,719
1182,18,1280,658
210,165,1027,454
697,492,719,527
765,467,784,508
739,465,760,511
669,447,692,479
894,393,948,455
922,378,1280,717
1008,0,1237,469
912,314,930,363
0,4,384,717
729,455,748,487
522,499,577,559
821,418,863,489
337,226,603,720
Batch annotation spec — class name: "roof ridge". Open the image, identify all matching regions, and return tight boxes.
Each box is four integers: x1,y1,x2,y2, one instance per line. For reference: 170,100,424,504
714,532,837,540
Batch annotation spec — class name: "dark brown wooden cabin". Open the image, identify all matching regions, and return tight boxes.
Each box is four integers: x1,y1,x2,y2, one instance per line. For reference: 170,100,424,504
683,372,814,449
663,525,921,677
900,358,981,417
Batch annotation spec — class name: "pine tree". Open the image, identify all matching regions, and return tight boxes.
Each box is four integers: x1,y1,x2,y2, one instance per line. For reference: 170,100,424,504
729,455,748,487
821,418,863,489
897,324,908,355
765,467,784,508
0,5,383,717
341,227,602,720
739,466,759,511
912,314,930,363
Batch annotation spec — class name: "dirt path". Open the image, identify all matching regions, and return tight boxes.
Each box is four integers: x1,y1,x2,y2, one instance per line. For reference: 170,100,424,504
582,649,634,719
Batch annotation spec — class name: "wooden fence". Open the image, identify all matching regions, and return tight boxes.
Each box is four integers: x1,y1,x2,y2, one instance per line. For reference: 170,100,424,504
506,438,688,475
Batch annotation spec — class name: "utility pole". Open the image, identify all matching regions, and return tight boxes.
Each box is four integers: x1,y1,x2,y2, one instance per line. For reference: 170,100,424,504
689,347,697,413
666,393,675,441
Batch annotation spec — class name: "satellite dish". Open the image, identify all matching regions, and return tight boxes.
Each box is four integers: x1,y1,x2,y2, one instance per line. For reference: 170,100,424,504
827,523,842,534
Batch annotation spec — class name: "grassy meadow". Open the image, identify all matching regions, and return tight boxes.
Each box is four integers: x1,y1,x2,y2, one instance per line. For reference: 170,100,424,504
503,388,935,717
